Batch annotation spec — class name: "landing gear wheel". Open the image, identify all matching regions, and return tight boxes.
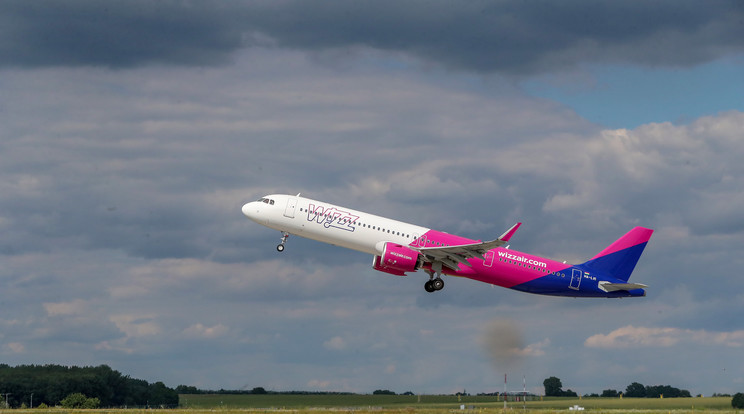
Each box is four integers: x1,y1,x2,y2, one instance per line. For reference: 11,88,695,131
432,278,444,291
276,244,285,252
424,280,436,293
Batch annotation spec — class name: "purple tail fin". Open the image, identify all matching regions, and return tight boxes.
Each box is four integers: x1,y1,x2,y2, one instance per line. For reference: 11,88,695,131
581,227,653,282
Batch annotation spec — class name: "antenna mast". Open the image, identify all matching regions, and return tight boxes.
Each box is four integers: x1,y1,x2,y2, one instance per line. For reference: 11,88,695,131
504,374,507,410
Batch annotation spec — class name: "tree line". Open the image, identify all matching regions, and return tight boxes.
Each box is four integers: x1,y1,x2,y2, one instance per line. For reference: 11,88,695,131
174,385,358,395
613,381,691,398
544,376,692,398
0,364,178,408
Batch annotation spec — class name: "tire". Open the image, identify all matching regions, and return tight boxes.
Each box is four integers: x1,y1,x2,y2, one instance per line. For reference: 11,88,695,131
432,278,444,291
424,280,436,292
276,244,285,252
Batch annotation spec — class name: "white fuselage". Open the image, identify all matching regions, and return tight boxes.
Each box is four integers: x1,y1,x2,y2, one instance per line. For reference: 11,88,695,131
242,194,431,256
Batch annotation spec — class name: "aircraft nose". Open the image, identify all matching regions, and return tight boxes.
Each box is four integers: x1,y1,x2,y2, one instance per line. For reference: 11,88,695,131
242,202,258,220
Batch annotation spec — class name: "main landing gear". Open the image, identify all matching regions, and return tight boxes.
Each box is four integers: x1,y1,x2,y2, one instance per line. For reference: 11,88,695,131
424,266,445,293
277,231,289,252
424,277,444,292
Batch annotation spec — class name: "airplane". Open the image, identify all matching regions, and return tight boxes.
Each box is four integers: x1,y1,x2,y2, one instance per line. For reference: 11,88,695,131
242,193,653,298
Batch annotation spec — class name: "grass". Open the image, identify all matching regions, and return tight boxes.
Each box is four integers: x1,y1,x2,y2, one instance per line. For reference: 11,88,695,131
4,395,736,414
178,394,739,411
525,396,733,410
179,393,494,409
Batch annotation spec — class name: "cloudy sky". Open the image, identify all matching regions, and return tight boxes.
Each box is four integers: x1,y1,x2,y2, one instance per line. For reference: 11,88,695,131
2,0,744,397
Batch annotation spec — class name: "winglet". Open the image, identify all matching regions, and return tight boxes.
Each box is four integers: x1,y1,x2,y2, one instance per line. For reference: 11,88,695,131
499,222,521,242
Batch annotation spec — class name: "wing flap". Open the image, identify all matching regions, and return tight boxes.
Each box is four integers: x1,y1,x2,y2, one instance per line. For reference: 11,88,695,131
414,222,521,270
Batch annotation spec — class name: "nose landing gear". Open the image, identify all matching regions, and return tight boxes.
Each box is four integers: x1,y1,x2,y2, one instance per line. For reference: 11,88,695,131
277,232,289,252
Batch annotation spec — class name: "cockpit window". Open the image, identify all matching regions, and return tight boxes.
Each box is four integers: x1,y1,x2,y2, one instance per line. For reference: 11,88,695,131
257,197,275,205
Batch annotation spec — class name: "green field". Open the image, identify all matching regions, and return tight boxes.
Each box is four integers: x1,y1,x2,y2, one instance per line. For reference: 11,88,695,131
5,395,737,414
180,393,481,408
179,394,737,411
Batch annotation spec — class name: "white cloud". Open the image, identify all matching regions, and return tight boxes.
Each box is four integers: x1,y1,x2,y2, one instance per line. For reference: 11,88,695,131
110,315,161,338
307,379,332,389
7,342,25,353
323,336,347,351
585,325,744,349
43,299,88,316
182,323,230,339
517,338,551,357
94,340,134,355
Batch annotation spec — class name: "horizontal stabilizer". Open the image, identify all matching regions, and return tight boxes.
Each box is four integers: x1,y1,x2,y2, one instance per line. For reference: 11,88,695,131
599,281,647,292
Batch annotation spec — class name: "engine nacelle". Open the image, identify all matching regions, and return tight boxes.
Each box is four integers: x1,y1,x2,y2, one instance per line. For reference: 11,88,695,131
372,242,421,276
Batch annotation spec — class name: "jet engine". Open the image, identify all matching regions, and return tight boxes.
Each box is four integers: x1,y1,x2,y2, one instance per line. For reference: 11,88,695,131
372,242,421,276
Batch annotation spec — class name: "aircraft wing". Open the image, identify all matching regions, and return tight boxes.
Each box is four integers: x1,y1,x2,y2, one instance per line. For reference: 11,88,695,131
413,222,521,271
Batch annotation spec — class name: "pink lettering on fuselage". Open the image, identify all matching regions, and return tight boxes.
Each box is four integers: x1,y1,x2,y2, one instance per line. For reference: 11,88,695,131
307,204,359,232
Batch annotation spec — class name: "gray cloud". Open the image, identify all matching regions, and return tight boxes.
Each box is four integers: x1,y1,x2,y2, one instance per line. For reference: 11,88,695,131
258,0,744,75
1,47,743,394
2,1,743,75
0,1,243,68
